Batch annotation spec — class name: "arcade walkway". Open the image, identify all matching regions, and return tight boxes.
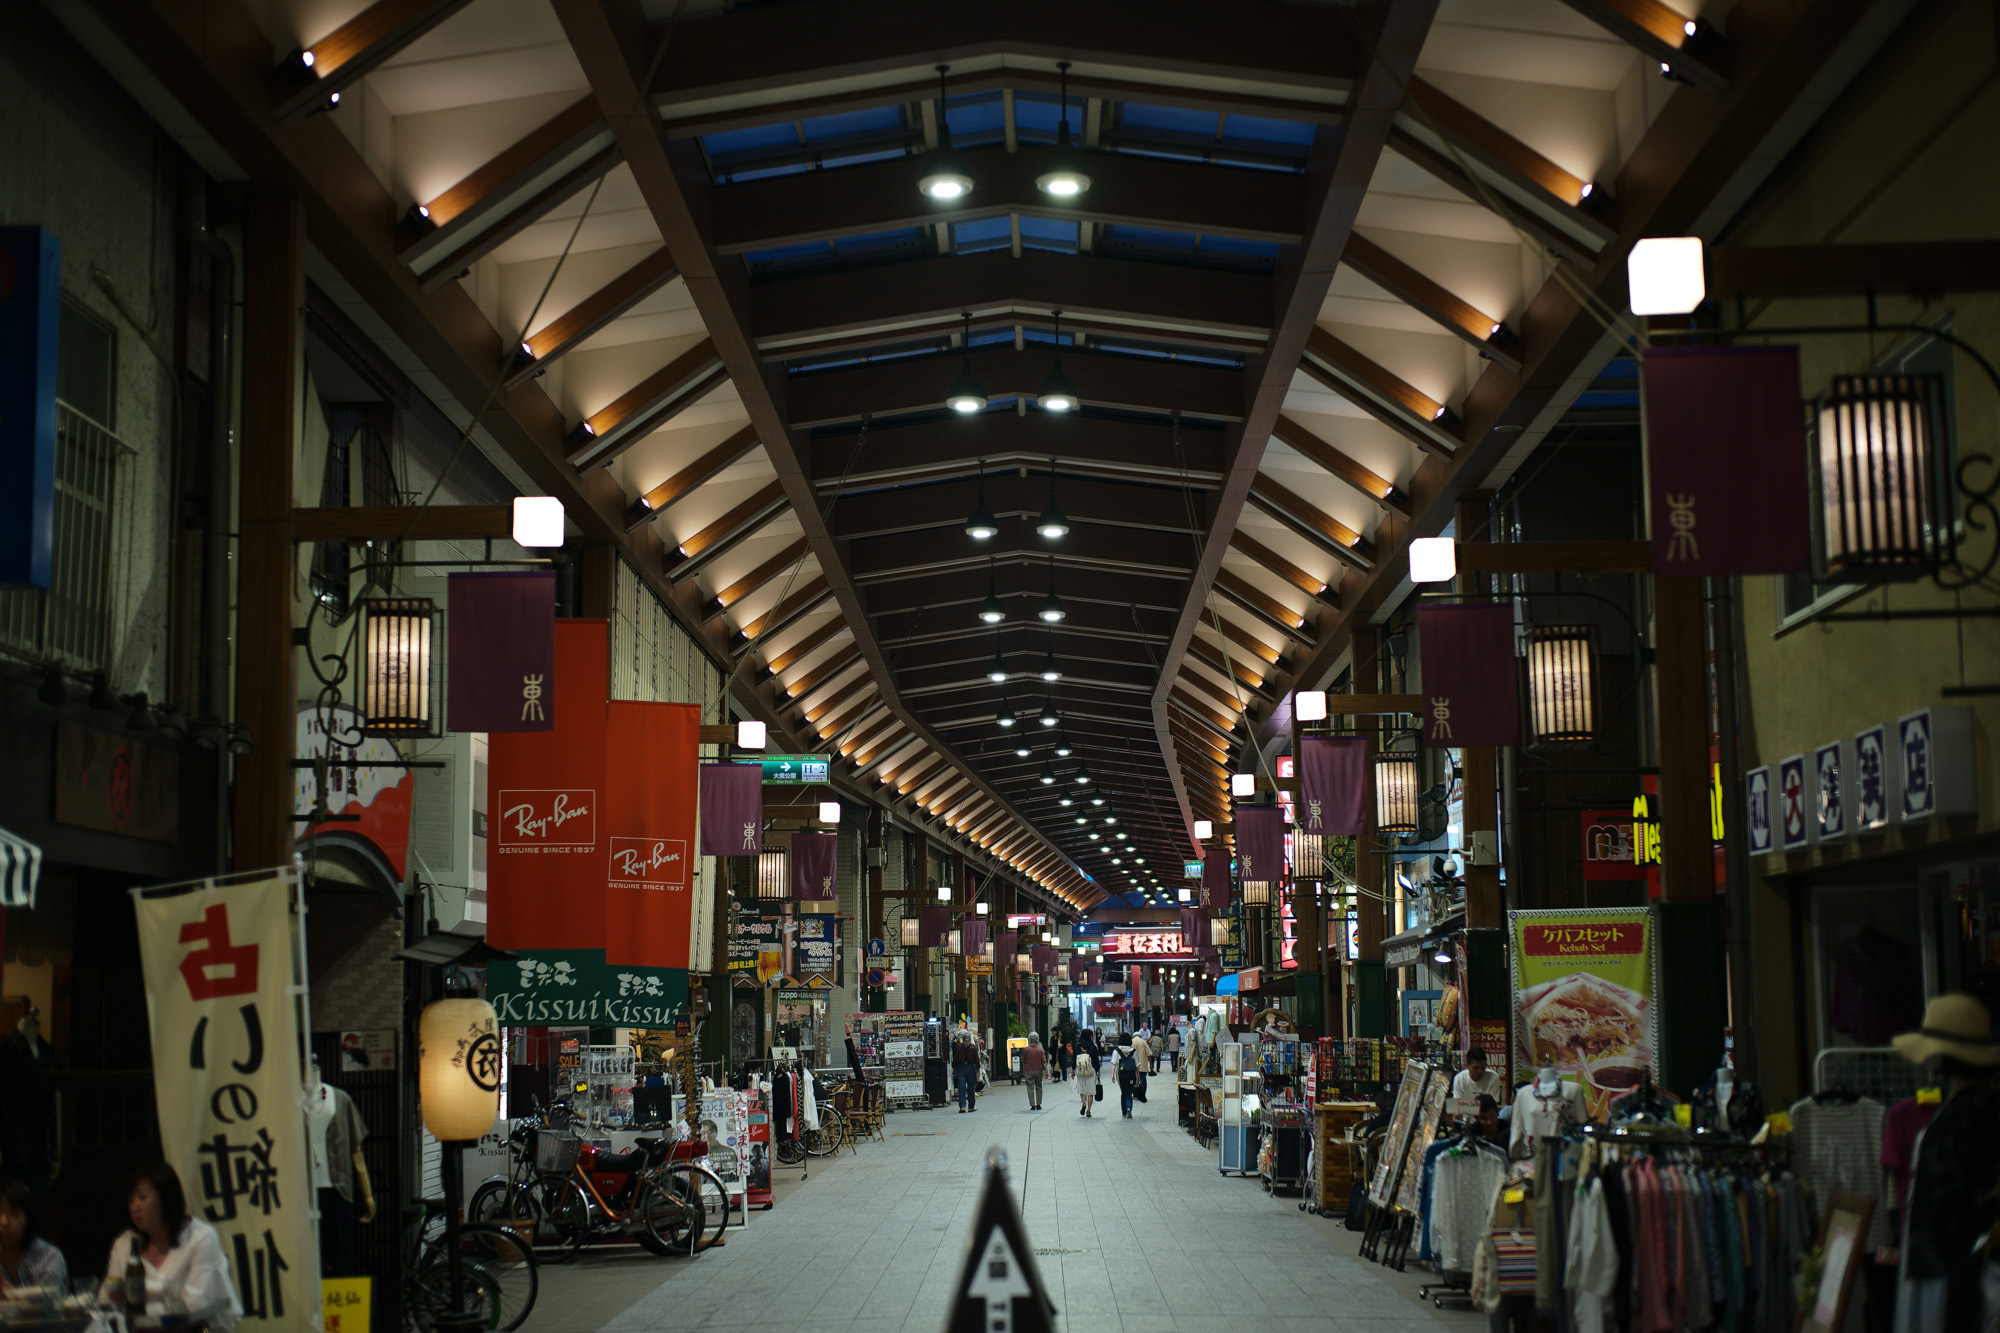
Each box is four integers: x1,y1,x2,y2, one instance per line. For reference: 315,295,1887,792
531,1078,1483,1332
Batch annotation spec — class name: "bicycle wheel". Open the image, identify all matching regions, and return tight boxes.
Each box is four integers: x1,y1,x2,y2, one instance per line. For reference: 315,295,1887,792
774,1134,803,1166
633,1175,703,1255
670,1163,730,1250
417,1223,539,1332
534,1179,591,1261
802,1110,842,1157
468,1180,540,1228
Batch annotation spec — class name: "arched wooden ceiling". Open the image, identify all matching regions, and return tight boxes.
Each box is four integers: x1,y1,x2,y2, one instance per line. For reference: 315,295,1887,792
86,0,1900,907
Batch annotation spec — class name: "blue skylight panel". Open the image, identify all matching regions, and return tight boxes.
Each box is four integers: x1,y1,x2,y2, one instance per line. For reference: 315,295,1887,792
801,106,905,140
1118,103,1220,136
1224,113,1317,145
700,122,797,156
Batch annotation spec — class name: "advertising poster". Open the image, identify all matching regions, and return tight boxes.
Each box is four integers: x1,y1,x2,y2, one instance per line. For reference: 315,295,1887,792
797,914,839,982
728,904,784,985
133,870,321,1333
698,1090,750,1203
1510,908,1658,1096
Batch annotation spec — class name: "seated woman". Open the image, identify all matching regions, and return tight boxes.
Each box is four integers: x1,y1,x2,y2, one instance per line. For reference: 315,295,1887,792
103,1164,242,1331
0,1178,68,1292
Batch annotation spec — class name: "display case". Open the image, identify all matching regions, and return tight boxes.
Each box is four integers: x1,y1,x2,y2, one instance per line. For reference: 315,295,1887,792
1308,1100,1378,1216
1259,1102,1309,1195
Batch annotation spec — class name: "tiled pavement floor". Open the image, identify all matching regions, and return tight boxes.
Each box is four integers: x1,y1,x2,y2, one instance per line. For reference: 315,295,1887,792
530,1078,1489,1332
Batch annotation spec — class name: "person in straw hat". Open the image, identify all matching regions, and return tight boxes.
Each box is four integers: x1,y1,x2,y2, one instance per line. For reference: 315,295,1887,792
1890,993,2000,1332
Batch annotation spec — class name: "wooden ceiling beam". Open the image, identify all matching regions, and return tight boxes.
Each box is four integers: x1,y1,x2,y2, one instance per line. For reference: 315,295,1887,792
757,250,1271,354
872,628,1169,678
804,675,874,726
788,344,1243,427
271,0,480,122
1383,129,1598,270
898,660,1157,699
628,424,761,530
1187,635,1266,692
664,480,789,582
858,563,1190,621
1147,0,1439,859
1301,327,1463,456
645,0,1360,120
704,537,811,620
512,247,680,388
570,339,724,470
1553,0,1729,90
1198,614,1283,667
1400,78,1617,244
400,98,620,288
1245,477,1373,571
759,616,847,678
811,414,1228,491
830,473,1203,542
713,144,1306,254
1270,414,1411,519
847,524,1196,583
776,648,863,710
1214,568,1314,645
1228,530,1339,603
734,577,832,646
1340,233,1521,372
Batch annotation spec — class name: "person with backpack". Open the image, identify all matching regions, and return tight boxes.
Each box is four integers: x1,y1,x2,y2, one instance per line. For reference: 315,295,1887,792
1115,1040,1141,1118
1074,1047,1097,1117
951,1028,980,1113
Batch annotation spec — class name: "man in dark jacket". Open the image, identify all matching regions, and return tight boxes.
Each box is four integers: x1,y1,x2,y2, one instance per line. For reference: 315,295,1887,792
952,1029,980,1112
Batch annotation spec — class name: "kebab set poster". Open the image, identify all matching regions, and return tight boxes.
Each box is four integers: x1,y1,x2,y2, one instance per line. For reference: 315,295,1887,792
1509,907,1659,1097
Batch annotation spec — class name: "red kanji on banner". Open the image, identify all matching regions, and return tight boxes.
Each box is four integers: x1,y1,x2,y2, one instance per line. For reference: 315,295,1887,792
178,905,260,1000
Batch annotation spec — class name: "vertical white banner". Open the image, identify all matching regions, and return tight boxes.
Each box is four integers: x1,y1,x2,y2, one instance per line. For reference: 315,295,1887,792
134,870,321,1333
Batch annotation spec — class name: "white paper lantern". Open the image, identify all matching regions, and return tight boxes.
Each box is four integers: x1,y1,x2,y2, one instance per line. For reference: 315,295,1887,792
1626,236,1706,316
511,495,565,548
735,719,768,750
419,996,500,1142
1294,690,1328,722
1408,537,1456,584
1193,819,1213,841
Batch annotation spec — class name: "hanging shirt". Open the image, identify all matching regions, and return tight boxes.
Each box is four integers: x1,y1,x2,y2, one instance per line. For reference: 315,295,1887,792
1788,1096,1892,1250
1568,1175,1618,1333
1510,1079,1587,1154
1827,931,1921,1044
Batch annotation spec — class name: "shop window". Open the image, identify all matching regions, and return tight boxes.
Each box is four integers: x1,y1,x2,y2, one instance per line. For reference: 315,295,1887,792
58,296,116,428
1810,885,1930,1057
1776,331,1957,632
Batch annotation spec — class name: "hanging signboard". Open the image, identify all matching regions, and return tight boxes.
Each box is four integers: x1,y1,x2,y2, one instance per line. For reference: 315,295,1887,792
133,868,321,1333
1580,809,1643,881
486,950,688,1027
759,755,831,784
1509,907,1658,1097
728,904,785,985
796,914,840,983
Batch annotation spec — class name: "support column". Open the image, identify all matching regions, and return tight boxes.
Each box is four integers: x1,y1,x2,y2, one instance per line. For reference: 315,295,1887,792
1455,495,1502,931
1352,626,1388,1038
1290,702,1325,1036
232,195,304,871
864,809,886,1012
910,833,930,1016
1653,573,1725,1092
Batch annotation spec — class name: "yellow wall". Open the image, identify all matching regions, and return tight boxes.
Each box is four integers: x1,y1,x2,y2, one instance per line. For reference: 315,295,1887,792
1716,0,2000,1096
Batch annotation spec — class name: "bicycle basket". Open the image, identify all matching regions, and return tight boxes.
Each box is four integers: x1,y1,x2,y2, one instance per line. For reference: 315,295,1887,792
535,1132,582,1174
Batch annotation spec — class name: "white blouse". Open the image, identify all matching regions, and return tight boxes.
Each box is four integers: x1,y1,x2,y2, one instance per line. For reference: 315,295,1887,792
104,1219,243,1332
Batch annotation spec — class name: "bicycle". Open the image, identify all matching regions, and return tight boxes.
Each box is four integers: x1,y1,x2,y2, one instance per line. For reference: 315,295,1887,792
532,1130,707,1260
400,1198,538,1333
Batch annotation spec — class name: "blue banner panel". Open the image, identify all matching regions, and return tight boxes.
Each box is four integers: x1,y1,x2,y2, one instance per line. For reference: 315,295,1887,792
0,227,59,589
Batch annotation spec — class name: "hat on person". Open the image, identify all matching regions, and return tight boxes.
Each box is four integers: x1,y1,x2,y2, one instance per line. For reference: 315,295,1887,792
1892,993,2000,1067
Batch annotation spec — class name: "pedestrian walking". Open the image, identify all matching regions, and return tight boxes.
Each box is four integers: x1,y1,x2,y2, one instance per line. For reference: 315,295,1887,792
1166,1025,1183,1073
1021,1032,1047,1110
1075,1049,1097,1117
1059,1038,1074,1083
1115,1041,1140,1118
952,1028,980,1112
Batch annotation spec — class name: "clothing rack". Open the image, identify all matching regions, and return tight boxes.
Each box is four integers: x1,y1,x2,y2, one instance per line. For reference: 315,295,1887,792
766,1052,812,1182
1414,1128,1507,1309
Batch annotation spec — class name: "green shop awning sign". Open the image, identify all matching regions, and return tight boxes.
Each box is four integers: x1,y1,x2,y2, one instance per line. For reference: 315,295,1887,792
761,755,831,784
487,950,688,1028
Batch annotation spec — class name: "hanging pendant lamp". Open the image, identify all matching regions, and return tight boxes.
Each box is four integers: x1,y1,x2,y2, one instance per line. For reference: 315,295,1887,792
1039,313,1079,415
1035,62,1092,197
965,458,999,539
1037,555,1066,623
977,557,1006,624
1036,454,1071,536
996,697,1016,729
1054,728,1072,757
1039,697,1060,727
918,65,975,200
987,643,1008,683
1039,636,1061,682
1040,761,1057,785
945,312,988,413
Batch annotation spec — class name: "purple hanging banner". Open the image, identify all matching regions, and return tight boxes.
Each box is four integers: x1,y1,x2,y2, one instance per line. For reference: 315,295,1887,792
447,572,556,732
919,906,951,948
1202,957,1222,979
790,832,837,899
698,763,763,856
1417,603,1520,747
1234,805,1285,882
1642,345,1810,575
1086,965,1103,986
962,919,988,957
1201,851,1232,911
1298,735,1367,836
1032,946,1057,976
996,930,1018,962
